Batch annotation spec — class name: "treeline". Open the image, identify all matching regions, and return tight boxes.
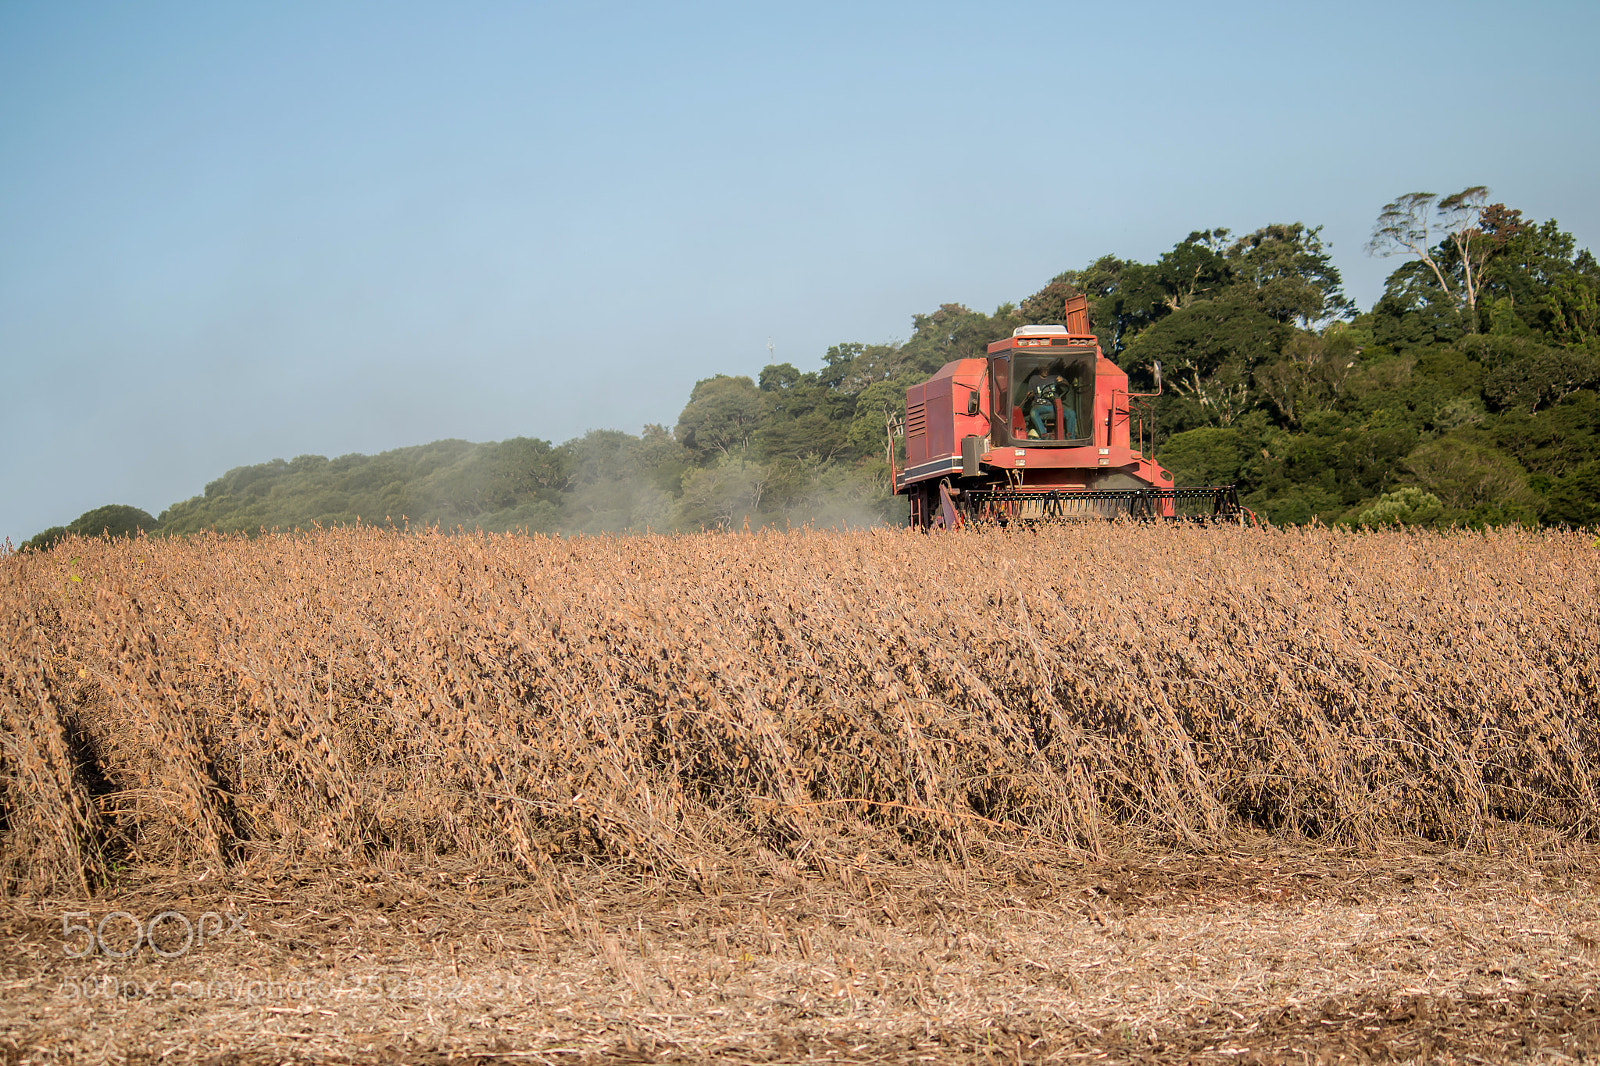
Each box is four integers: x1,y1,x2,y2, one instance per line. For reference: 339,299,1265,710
22,187,1600,548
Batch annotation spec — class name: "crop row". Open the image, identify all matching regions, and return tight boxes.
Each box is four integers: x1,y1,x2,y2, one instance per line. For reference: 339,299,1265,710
2,523,1595,894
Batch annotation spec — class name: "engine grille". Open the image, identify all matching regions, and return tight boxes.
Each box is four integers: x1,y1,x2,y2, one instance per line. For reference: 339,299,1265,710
905,401,927,440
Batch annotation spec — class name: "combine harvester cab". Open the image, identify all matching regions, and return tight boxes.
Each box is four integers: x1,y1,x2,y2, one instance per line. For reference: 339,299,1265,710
893,295,1244,530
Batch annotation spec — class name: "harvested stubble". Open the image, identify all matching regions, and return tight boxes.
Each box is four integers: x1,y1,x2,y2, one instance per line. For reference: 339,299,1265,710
1,523,1596,894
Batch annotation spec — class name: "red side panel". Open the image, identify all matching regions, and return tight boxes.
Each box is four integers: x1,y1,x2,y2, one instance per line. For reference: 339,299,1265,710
901,358,990,491
924,375,956,460
1094,354,1130,449
905,382,930,468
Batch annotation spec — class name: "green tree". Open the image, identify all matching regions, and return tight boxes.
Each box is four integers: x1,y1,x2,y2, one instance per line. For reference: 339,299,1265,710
21,526,68,552
1402,431,1537,519
1253,327,1362,428
551,428,683,534
1227,223,1355,327
1542,462,1600,528
896,304,1019,377
1078,234,1234,356
637,423,691,492
844,376,918,462
70,504,158,538
1145,230,1235,313
674,375,768,459
485,437,568,505
1369,261,1463,351
1477,215,1600,343
759,457,899,529
813,342,910,394
1354,487,1444,528
1480,339,1600,413
1122,296,1291,431
1156,424,1257,487
1070,255,1134,353
672,452,769,529
24,504,159,552
754,361,855,462
1017,276,1081,326
1367,186,1494,333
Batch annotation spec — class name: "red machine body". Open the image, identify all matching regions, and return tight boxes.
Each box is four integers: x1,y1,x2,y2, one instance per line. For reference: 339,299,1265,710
893,297,1239,528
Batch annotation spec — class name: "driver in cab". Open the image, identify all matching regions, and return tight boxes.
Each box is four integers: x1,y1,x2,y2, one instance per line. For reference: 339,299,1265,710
1022,364,1079,440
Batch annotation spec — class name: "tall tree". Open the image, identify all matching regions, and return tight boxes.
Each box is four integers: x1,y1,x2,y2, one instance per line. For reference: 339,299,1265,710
1367,186,1493,332
1227,223,1355,328
1066,233,1234,357
1121,297,1291,431
754,360,854,462
896,304,1018,376
1478,214,1600,343
674,375,768,459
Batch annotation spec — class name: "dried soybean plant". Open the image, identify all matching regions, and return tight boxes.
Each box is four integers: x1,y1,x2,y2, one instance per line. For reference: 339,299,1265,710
1,522,1596,894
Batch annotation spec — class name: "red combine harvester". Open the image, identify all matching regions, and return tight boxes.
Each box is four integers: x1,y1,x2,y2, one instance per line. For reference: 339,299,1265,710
892,296,1244,530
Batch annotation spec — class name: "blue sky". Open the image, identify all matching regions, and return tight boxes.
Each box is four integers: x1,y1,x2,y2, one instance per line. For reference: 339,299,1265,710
3,0,1597,545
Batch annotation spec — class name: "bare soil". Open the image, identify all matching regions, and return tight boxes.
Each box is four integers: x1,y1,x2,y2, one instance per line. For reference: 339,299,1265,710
4,833,1598,1065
